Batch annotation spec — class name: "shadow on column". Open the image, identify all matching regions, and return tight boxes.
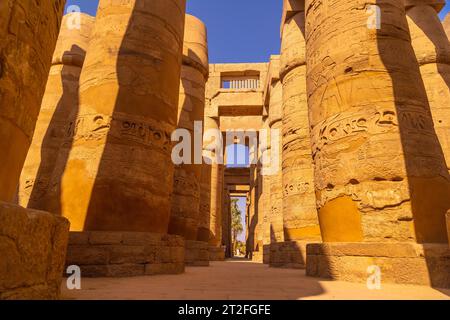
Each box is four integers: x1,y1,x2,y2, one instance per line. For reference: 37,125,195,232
377,1,450,287
80,2,183,233
27,46,84,215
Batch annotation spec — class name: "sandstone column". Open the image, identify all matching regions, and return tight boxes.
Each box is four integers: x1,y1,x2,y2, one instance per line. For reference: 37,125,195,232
208,161,224,260
268,81,284,243
443,12,450,40
199,116,222,243
280,2,320,242
305,0,450,286
169,15,208,241
19,13,95,212
406,1,450,172
0,1,66,202
0,0,69,300
60,0,187,232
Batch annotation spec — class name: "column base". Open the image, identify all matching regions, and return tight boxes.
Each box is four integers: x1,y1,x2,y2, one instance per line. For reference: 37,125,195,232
306,242,450,288
446,211,450,246
185,240,209,266
209,245,225,261
262,245,271,264
0,202,70,300
66,231,185,277
270,241,319,269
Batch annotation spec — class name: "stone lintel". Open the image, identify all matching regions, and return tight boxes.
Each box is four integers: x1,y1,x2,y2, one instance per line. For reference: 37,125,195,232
306,242,450,288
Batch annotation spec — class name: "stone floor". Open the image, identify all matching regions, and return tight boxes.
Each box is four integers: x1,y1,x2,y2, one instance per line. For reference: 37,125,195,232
61,259,450,300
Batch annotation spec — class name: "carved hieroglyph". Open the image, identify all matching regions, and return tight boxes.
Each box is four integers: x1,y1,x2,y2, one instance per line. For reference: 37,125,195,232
19,13,95,212
59,0,186,232
280,6,320,242
169,14,208,241
0,0,66,202
306,0,450,243
406,3,450,172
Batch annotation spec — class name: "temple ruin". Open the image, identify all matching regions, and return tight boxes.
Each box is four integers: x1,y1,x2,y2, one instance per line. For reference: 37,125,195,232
1,0,450,300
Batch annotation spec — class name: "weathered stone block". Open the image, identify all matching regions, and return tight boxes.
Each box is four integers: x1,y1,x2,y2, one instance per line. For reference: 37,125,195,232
171,247,185,263
65,232,186,278
69,232,90,245
107,264,145,278
306,242,450,288
145,263,163,275
89,232,123,245
109,246,148,264
0,202,69,300
66,246,109,266
122,232,161,246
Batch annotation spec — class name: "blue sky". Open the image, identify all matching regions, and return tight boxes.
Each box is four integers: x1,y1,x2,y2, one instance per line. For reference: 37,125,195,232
65,0,281,63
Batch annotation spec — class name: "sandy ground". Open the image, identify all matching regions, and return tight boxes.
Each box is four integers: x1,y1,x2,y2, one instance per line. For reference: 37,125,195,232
61,260,450,300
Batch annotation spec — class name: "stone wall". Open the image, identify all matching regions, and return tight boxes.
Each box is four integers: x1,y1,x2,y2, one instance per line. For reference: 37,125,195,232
66,232,185,277
0,202,69,299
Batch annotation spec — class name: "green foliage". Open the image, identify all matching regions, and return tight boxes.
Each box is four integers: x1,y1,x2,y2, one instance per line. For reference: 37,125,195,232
231,198,244,255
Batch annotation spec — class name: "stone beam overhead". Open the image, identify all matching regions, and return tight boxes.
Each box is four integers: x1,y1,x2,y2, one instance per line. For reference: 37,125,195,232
206,63,268,118
404,0,446,12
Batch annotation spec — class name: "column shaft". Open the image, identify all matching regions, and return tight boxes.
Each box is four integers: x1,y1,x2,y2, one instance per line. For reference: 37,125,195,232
280,8,320,241
0,1,66,201
19,13,95,212
60,0,187,232
306,0,450,243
